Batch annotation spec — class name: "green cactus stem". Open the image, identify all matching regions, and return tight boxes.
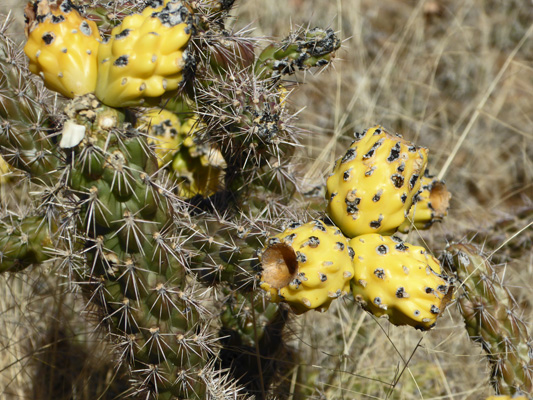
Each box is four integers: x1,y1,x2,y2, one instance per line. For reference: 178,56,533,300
0,213,55,273
441,243,533,396
0,20,60,184
255,27,341,82
219,289,290,397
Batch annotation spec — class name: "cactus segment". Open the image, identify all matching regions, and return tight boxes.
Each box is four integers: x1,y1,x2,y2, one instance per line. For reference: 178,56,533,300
221,291,281,349
24,0,101,98
1,24,59,183
256,27,341,81
350,234,452,330
398,171,451,232
0,214,55,273
326,126,428,238
259,220,355,314
60,94,213,398
95,1,192,107
441,244,533,395
219,290,289,395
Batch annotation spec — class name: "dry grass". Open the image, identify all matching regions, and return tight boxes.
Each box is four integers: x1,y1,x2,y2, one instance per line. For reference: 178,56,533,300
1,0,532,399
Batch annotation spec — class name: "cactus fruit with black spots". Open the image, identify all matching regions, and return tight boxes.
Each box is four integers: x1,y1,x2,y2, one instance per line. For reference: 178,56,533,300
326,125,428,238
398,170,451,233
24,0,101,98
441,243,533,396
259,219,355,314
136,107,224,197
349,234,452,330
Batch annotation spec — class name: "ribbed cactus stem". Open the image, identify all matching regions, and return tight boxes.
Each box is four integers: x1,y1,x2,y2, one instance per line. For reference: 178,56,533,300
219,289,289,396
441,243,533,396
0,213,55,273
0,21,59,183
61,94,213,398
184,214,267,289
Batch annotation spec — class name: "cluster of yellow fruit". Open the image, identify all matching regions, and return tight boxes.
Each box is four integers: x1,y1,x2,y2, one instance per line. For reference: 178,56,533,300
23,0,224,196
260,126,452,330
24,0,190,106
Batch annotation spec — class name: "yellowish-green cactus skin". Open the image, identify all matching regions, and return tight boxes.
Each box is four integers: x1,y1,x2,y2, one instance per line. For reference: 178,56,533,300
136,108,185,166
398,172,451,233
136,108,224,197
485,396,529,400
349,234,452,330
24,0,101,98
259,220,355,314
0,155,11,184
326,126,428,238
95,1,191,107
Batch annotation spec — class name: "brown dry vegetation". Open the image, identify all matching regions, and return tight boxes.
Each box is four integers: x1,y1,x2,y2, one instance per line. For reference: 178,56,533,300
1,0,532,399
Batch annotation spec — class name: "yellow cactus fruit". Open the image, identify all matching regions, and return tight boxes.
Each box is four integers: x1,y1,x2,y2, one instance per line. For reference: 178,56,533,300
349,234,452,330
136,108,224,197
485,396,528,400
259,220,355,314
172,132,225,198
24,0,101,98
398,171,452,233
95,1,192,107
326,125,428,238
136,108,184,166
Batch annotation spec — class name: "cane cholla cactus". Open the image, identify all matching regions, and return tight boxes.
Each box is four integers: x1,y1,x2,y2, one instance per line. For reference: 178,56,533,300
1,0,344,396
441,243,533,396
24,0,101,97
